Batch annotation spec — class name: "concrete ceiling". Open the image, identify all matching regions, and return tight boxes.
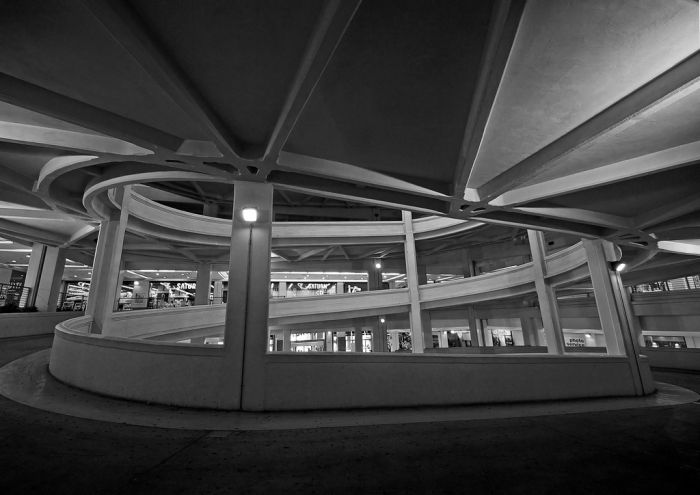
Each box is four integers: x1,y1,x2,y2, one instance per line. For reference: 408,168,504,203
0,0,699,279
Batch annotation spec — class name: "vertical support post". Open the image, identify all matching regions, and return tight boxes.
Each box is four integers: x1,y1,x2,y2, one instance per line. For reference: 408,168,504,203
582,239,626,355
583,238,649,395
24,243,46,308
34,246,66,312
467,306,481,346
86,186,130,334
222,181,273,411
353,319,364,353
282,329,292,352
278,281,287,298
527,230,565,354
194,262,212,305
402,210,431,353
372,316,388,352
213,280,224,304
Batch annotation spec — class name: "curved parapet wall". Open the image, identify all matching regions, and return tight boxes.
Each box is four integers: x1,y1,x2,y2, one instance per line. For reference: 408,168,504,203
48,241,656,410
50,317,233,409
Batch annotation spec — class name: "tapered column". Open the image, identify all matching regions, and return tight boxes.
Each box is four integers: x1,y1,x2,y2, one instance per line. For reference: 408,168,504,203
278,281,287,298
353,319,364,352
213,280,224,304
34,246,66,312
194,262,212,305
520,318,540,346
222,182,273,411
402,211,431,352
582,239,627,355
372,316,387,352
282,329,292,352
467,306,481,346
24,244,47,308
86,187,130,334
583,238,649,394
527,230,565,354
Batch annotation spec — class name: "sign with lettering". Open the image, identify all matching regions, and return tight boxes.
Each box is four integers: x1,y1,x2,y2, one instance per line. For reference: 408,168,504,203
567,337,585,347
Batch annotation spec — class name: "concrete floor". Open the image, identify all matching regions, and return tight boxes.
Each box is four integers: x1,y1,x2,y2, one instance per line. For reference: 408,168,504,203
1,335,699,494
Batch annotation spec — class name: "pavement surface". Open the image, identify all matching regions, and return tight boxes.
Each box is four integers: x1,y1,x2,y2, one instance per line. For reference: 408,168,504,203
1,334,699,494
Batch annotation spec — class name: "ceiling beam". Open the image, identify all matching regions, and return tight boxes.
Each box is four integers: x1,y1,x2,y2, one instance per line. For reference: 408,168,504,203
513,207,633,230
477,210,605,238
0,72,180,152
0,207,76,222
478,50,700,201
0,121,151,155
59,224,99,248
0,218,68,245
635,195,700,230
80,0,243,159
278,151,449,199
490,140,700,207
453,0,526,197
269,170,450,215
264,0,362,159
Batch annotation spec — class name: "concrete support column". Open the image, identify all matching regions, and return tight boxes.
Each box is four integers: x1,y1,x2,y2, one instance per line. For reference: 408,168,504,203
213,280,224,304
24,243,47,308
583,239,627,355
583,238,649,394
520,318,540,346
336,281,344,295
402,210,430,353
282,329,292,352
481,319,493,347
372,316,387,352
367,259,383,290
33,246,66,312
222,181,273,411
86,187,130,334
467,306,481,346
278,281,287,298
194,262,212,305
353,319,364,352
527,230,565,354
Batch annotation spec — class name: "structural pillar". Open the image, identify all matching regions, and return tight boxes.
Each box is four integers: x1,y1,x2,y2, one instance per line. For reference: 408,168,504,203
213,280,224,304
222,181,274,411
194,262,212,305
467,306,481,346
33,246,66,312
520,317,540,346
583,238,649,394
527,230,565,354
402,210,431,352
86,187,130,334
353,319,364,352
24,243,47,308
372,316,388,352
282,329,292,352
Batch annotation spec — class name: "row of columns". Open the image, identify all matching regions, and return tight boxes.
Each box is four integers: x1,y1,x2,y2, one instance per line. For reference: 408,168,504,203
78,180,649,408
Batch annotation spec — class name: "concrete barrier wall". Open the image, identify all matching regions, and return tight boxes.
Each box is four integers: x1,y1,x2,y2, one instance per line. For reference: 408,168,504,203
259,353,647,411
644,348,700,371
50,324,235,409
50,321,650,411
0,312,84,338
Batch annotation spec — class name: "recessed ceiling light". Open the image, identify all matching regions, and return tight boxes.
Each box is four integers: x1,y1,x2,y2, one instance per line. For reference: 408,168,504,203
11,260,16,263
